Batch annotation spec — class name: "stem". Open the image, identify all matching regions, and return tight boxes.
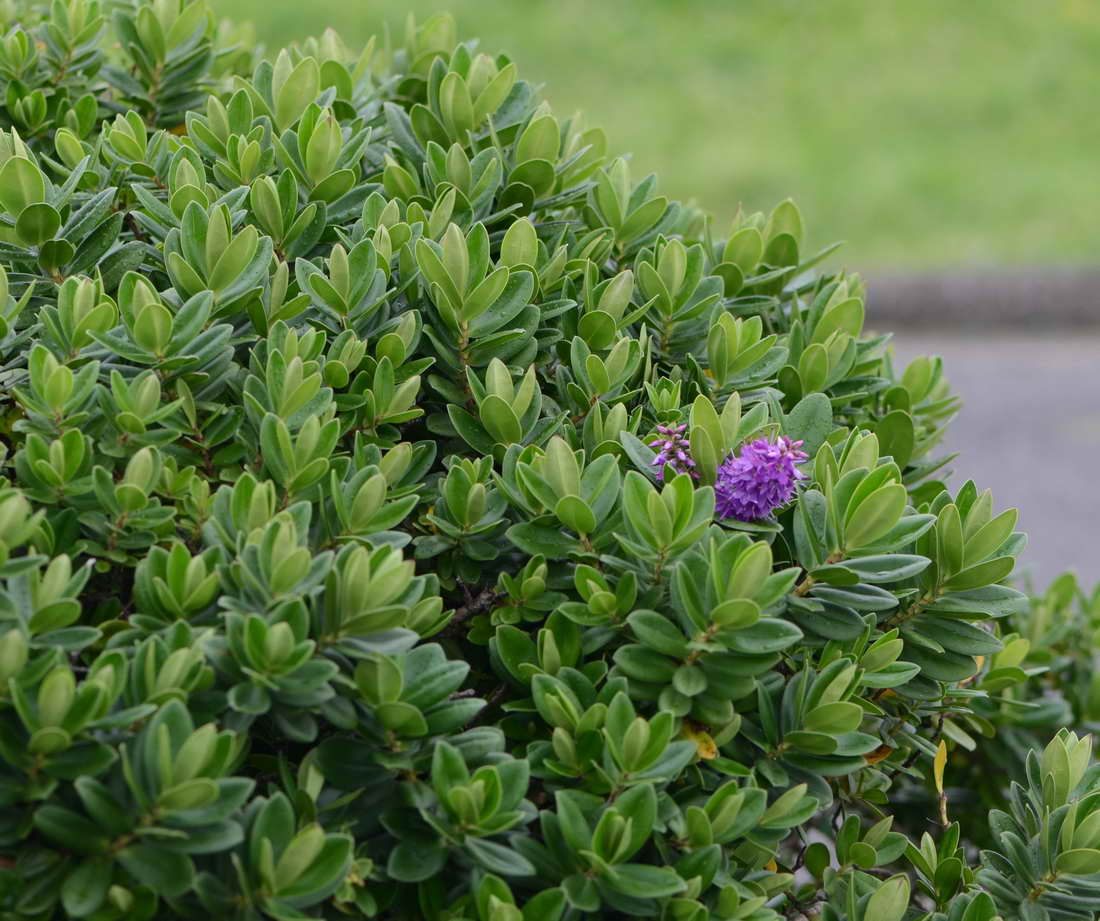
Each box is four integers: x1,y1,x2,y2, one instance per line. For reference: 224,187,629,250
793,552,844,597
651,548,669,585
885,589,940,628
457,322,474,404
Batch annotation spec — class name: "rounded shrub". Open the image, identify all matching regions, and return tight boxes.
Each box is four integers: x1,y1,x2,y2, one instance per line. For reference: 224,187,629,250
0,2,1095,920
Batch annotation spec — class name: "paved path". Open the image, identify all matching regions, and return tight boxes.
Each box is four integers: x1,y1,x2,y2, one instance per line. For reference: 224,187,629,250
892,333,1099,590
871,270,1100,330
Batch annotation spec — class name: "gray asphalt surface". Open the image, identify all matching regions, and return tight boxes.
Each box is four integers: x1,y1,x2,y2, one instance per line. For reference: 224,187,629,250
891,333,1099,590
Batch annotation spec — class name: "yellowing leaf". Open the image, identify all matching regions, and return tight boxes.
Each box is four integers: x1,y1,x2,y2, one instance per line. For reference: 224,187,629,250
864,744,894,765
933,740,947,795
682,723,717,760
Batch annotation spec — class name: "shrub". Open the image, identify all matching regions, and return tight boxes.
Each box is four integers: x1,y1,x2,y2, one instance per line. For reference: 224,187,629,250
0,2,1094,919
922,575,1100,846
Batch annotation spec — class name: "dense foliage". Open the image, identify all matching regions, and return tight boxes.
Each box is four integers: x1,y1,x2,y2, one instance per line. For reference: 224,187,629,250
0,2,1095,920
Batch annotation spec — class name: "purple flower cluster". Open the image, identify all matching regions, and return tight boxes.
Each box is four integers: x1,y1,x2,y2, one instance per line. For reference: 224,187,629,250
649,423,698,481
715,435,808,521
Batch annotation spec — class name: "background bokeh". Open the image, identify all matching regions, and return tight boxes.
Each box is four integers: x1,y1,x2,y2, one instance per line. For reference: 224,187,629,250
212,0,1100,271
209,0,1100,583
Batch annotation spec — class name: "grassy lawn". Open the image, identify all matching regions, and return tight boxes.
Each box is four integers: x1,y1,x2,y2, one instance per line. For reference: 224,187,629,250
210,0,1100,271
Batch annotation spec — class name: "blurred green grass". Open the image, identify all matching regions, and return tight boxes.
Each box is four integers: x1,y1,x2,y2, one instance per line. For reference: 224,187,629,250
210,0,1100,270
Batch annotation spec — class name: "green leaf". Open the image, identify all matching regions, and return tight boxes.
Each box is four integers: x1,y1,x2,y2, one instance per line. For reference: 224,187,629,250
388,837,447,882
448,405,496,455
501,217,537,267
1056,848,1100,876
0,157,45,215
804,841,831,878
555,495,596,535
61,858,111,917
16,202,61,246
784,730,838,755
462,266,510,321
480,393,523,444
901,645,977,683
278,834,353,900
803,701,863,734
763,231,798,267
605,862,687,899
864,874,910,921
117,844,195,898
507,523,581,559
925,584,1028,618
723,228,763,273
464,837,535,876
918,616,1002,656
783,393,833,456
228,682,270,714
845,483,907,549
843,554,930,583
578,311,617,350
722,618,802,654
614,644,677,683
766,198,804,246
275,57,320,129
964,508,1018,566
874,410,915,469
523,888,566,921
798,344,829,393
33,805,107,852
627,610,689,658
941,556,1014,592
812,298,863,344
848,840,877,869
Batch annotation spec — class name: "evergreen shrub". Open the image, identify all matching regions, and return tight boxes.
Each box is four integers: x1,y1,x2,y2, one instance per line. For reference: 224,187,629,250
0,3,1095,919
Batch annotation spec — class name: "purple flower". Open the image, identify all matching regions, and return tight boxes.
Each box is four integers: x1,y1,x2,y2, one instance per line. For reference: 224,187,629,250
649,423,698,481
715,435,808,521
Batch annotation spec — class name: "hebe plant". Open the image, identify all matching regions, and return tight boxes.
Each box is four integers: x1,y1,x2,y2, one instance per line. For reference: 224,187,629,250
0,2,1094,919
